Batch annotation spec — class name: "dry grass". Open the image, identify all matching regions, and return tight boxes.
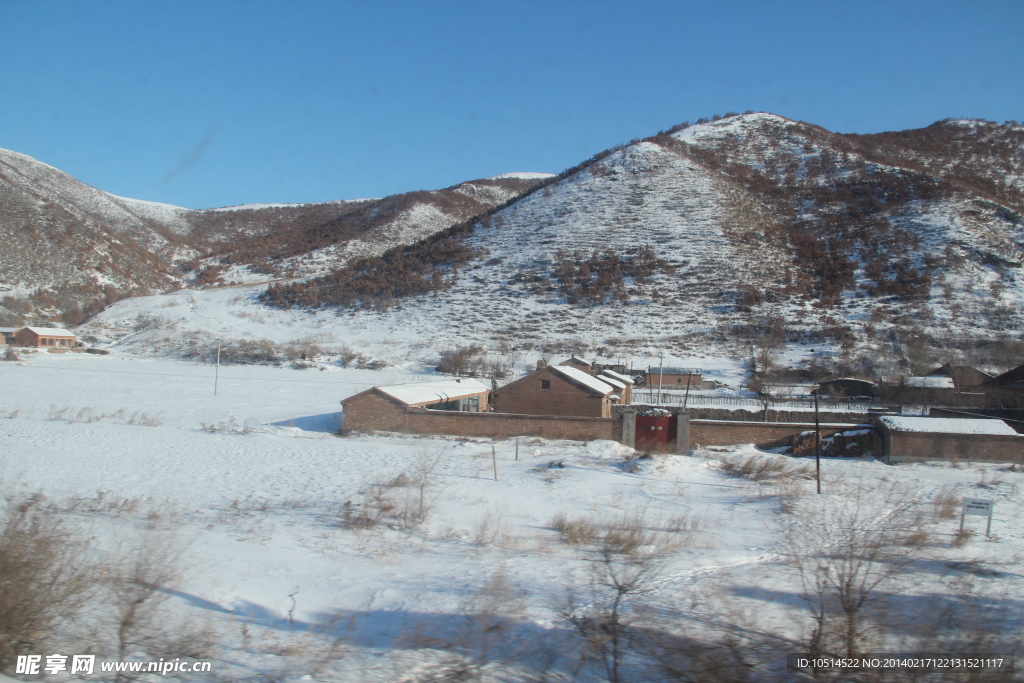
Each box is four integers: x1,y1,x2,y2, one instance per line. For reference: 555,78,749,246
44,405,162,427
550,513,599,546
200,416,258,434
932,486,959,519
715,454,813,481
550,508,693,554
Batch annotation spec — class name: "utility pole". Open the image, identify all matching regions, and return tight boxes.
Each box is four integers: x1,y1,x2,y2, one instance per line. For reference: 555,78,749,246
814,388,822,494
214,341,221,396
683,371,692,409
491,444,498,481
657,354,665,406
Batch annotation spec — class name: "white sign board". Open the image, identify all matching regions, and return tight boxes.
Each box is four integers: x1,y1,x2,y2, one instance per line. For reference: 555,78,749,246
963,498,994,516
961,498,994,537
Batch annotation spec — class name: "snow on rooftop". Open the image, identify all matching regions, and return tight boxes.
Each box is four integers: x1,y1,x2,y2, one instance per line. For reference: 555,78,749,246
488,172,556,180
597,374,627,389
879,416,1019,435
375,378,490,406
903,377,955,388
601,369,634,383
550,365,614,395
25,327,75,336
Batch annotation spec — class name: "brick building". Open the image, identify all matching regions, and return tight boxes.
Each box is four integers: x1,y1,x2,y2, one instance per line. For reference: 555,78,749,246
875,415,1024,464
342,378,490,432
598,369,633,404
14,327,77,348
492,365,619,418
646,367,701,389
558,356,593,372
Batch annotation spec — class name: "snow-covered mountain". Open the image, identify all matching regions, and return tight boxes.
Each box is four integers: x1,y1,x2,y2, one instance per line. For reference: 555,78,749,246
257,113,1024,375
0,147,551,323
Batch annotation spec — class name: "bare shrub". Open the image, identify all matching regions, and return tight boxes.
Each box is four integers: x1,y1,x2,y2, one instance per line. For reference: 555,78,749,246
394,449,447,529
200,416,239,433
98,532,213,682
2,348,18,362
47,404,71,421
128,411,163,427
932,486,959,519
786,484,928,659
70,406,101,424
563,517,666,683
645,629,764,683
340,450,446,531
436,345,485,376
472,508,509,547
337,343,362,368
0,493,96,673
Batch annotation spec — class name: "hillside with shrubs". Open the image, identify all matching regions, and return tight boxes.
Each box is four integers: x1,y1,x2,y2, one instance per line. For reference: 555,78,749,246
261,113,1024,376
0,146,549,326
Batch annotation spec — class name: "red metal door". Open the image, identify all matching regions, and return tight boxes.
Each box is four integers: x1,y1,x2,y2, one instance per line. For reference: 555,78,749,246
636,415,676,448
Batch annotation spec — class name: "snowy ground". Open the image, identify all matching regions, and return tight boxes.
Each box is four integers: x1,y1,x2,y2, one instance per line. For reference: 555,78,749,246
1,352,1021,681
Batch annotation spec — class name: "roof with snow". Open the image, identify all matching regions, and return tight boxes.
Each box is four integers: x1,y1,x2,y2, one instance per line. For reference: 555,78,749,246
600,369,634,383
597,374,627,389
550,365,615,395
653,367,701,375
902,376,955,388
24,327,75,336
0,327,20,334
375,379,490,406
878,416,1019,436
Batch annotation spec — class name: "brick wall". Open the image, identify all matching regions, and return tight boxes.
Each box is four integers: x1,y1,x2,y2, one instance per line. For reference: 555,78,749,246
690,419,871,450
341,391,409,432
882,430,1024,464
342,395,620,442
492,367,609,418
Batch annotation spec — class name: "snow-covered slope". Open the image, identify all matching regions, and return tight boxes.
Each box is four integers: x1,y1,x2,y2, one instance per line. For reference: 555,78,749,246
0,146,551,324
238,114,1021,376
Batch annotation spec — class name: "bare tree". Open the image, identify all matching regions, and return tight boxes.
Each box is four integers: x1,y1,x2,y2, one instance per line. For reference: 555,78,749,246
101,531,212,682
563,512,666,683
785,484,926,660
0,494,95,673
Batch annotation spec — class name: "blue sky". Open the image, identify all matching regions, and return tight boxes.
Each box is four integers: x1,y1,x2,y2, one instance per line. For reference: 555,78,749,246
2,1,1022,209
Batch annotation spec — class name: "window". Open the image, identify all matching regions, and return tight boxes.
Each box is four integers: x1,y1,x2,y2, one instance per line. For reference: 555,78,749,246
541,380,551,390
677,378,682,384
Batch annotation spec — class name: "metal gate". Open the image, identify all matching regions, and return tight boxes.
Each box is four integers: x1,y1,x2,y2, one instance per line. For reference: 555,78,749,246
636,415,676,448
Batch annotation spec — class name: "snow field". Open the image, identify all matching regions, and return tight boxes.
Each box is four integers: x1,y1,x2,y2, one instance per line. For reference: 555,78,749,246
1,354,1022,681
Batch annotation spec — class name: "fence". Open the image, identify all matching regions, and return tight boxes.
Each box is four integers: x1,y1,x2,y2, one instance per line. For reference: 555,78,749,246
632,390,874,412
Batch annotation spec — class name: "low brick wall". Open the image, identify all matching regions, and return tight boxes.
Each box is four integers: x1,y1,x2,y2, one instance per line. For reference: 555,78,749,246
882,430,1024,464
345,405,621,442
690,419,872,450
